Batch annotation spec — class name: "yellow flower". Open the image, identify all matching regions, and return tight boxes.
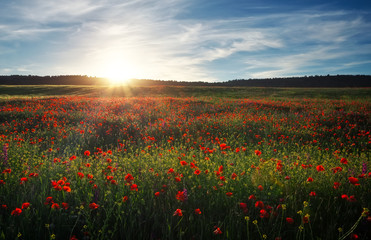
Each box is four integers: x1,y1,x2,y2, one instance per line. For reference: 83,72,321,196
253,220,258,225
297,210,303,215
281,204,286,210
50,234,56,240
17,232,22,238
263,234,267,239
362,208,369,217
298,225,304,231
303,201,308,207
338,227,343,232
305,214,310,218
245,216,250,221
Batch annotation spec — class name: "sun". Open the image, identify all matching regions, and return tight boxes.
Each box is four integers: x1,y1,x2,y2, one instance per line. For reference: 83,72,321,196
103,61,137,85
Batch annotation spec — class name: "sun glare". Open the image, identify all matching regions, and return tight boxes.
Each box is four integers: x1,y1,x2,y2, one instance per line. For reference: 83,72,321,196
103,60,137,85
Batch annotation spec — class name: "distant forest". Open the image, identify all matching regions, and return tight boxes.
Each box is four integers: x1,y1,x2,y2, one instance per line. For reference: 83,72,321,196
0,74,371,87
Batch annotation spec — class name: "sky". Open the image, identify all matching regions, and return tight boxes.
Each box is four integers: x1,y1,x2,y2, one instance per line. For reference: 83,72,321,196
1,0,371,82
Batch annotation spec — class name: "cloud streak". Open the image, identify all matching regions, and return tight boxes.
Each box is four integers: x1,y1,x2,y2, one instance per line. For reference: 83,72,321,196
0,0,370,81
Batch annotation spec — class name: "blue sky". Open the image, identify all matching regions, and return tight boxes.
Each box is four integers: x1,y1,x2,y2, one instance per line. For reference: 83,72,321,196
1,0,371,82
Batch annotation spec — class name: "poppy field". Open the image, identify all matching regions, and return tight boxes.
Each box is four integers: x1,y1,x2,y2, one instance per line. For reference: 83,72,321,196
0,94,370,239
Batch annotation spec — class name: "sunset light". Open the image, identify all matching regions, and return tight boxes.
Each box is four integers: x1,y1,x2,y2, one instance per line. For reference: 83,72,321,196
103,60,137,85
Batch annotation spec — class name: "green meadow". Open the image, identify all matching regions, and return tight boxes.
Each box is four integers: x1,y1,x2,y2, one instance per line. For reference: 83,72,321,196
0,86,370,239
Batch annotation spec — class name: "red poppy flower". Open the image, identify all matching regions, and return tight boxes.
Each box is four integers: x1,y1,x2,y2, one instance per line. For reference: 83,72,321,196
258,185,263,191
124,173,134,182
180,161,187,166
63,186,71,192
45,197,53,205
21,202,30,209
130,184,138,191
155,192,160,197
195,208,202,215
62,202,69,210
255,200,264,209
307,177,313,182
309,191,316,197
286,217,294,224
11,208,22,216
231,172,237,180
333,182,340,189
84,150,90,156
51,203,60,209
173,209,182,216
122,196,128,203
348,177,360,185
213,227,222,235
340,158,348,164
226,192,233,197
89,202,99,210
194,169,201,175
316,165,325,172
254,150,262,156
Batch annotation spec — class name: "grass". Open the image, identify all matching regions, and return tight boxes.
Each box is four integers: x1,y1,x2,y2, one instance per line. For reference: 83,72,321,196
0,85,370,100
0,87,370,239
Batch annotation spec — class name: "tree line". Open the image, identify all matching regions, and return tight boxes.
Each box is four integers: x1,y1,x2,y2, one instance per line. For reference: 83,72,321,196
0,74,370,87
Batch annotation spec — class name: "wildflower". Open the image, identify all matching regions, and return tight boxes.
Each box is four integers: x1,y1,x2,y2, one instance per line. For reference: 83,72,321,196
194,169,201,175
63,186,71,192
124,173,134,182
255,150,262,156
77,172,84,179
179,161,187,166
213,227,222,235
45,197,53,205
122,196,128,203
89,202,99,210
130,184,138,191
20,177,28,184
341,194,348,200
260,209,269,218
176,190,187,202
309,191,316,197
249,194,256,200
62,202,69,210
226,192,233,197
258,185,263,191
84,150,90,156
231,172,237,180
333,182,340,189
195,208,202,215
239,202,248,213
21,202,30,209
348,195,357,202
307,177,313,182
350,233,359,239
316,165,325,172
154,192,160,197
255,201,264,209
303,214,310,223
11,208,22,216
51,203,60,209
286,217,294,224
348,177,360,185
173,209,182,216
340,158,348,164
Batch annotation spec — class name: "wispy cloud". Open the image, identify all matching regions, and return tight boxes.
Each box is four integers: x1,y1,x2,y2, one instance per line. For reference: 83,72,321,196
0,0,370,81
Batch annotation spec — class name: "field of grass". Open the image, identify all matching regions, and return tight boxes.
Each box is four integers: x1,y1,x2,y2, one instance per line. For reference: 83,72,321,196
0,87,370,239
1,85,371,100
